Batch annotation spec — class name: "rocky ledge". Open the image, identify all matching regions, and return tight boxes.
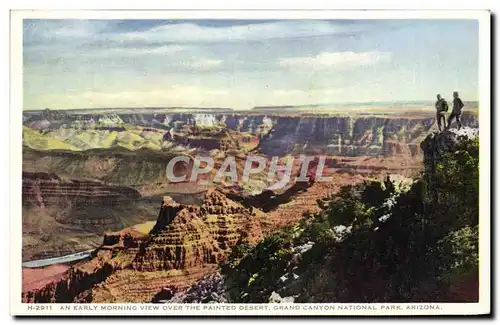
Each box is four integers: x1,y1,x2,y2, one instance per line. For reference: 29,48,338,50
420,127,479,174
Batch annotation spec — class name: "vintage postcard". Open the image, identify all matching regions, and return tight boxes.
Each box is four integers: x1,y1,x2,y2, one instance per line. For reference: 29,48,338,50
10,10,491,316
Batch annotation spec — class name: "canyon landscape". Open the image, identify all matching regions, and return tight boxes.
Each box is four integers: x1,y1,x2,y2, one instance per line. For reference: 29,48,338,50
16,17,484,312
21,106,480,303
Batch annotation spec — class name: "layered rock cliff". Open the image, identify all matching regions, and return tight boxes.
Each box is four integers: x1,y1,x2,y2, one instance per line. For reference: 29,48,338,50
22,171,160,261
22,147,182,191
23,109,479,158
257,114,478,156
23,171,140,209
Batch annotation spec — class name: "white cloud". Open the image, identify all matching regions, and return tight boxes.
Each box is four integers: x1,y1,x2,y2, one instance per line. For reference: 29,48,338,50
25,20,369,46
179,59,222,70
117,20,369,44
91,45,187,57
278,51,392,69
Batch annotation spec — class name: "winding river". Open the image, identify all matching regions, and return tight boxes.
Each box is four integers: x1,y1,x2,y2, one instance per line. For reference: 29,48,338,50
22,250,94,268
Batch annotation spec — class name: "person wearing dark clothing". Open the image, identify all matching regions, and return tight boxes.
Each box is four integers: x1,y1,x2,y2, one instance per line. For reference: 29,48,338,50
435,94,448,132
446,91,464,130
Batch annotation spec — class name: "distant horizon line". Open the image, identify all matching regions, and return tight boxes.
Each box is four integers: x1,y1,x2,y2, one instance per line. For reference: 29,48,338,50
23,99,479,112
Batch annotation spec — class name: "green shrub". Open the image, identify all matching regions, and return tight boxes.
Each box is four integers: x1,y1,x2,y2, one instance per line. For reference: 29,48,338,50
223,136,479,302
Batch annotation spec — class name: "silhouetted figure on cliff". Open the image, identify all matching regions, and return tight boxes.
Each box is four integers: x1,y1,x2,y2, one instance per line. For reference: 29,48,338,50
435,94,449,132
446,91,464,130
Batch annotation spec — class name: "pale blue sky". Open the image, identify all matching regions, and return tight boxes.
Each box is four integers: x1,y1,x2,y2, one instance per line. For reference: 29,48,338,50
23,19,479,110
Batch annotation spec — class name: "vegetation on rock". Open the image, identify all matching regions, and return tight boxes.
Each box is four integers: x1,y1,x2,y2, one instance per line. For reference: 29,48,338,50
222,135,479,303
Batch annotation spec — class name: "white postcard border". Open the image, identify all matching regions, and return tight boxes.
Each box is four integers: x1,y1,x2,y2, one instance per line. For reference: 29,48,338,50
9,9,491,316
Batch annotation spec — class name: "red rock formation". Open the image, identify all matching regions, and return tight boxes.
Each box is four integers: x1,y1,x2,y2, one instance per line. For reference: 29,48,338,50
132,189,263,271
22,189,266,303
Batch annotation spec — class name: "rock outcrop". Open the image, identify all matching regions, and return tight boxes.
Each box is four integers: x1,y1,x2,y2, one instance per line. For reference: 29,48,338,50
22,189,267,303
420,127,479,202
420,127,479,175
132,189,263,271
153,272,229,303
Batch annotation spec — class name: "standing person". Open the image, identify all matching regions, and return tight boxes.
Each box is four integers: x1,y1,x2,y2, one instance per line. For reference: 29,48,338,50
435,94,449,132
446,91,464,130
